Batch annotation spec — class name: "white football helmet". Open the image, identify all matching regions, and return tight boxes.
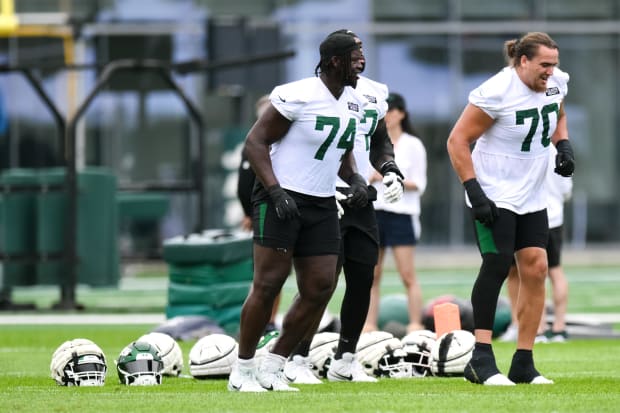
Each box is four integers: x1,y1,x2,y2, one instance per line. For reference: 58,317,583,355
117,341,164,386
189,333,238,378
308,332,339,378
430,330,475,377
50,338,107,386
356,331,411,378
401,330,436,377
138,332,183,376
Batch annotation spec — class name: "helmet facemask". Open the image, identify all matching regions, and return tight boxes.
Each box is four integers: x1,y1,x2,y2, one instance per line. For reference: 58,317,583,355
65,353,107,386
117,341,164,386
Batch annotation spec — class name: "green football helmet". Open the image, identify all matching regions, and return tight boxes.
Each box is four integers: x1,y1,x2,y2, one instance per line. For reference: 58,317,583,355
116,341,164,386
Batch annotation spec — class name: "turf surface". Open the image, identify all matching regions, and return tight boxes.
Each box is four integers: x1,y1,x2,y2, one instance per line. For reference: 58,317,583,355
1,325,619,412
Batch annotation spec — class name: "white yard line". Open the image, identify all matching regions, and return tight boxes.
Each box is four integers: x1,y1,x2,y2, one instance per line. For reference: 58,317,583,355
0,313,165,325
0,312,618,325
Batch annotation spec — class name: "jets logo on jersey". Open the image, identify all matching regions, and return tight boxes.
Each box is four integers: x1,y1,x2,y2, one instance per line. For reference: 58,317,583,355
347,102,359,112
363,94,377,104
545,87,560,96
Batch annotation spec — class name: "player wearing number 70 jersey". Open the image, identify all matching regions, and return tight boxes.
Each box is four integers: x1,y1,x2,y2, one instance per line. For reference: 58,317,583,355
447,31,575,387
468,58,569,214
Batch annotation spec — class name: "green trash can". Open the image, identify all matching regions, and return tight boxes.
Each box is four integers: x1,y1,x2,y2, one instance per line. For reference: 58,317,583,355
36,167,119,287
35,168,66,285
0,169,38,287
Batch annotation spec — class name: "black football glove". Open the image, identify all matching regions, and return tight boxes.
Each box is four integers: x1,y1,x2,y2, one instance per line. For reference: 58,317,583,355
463,178,499,227
554,139,575,177
379,160,405,180
347,173,369,208
267,184,300,220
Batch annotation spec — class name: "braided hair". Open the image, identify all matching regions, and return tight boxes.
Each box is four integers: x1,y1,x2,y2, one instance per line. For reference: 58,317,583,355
314,32,360,84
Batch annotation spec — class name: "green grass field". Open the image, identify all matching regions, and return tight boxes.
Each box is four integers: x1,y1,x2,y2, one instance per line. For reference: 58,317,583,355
2,260,620,412
1,325,619,412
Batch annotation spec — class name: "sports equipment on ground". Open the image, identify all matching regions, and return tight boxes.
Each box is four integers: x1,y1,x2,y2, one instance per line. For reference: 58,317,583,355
498,323,518,342
377,293,409,332
401,330,436,377
355,331,411,378
284,355,322,384
308,332,339,378
152,315,225,341
189,333,238,378
50,338,107,386
327,352,378,382
545,329,568,343
430,330,475,376
422,295,475,333
117,341,164,386
137,332,183,376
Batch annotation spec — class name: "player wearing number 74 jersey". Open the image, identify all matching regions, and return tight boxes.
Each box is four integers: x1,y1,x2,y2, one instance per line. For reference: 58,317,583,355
447,31,575,386
229,32,370,392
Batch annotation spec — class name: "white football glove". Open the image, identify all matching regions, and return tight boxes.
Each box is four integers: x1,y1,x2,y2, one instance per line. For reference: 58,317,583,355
383,172,404,203
335,190,348,219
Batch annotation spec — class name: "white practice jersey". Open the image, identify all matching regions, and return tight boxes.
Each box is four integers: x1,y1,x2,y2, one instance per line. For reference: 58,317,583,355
269,77,368,197
468,66,569,214
335,75,389,187
373,132,427,216
546,145,573,228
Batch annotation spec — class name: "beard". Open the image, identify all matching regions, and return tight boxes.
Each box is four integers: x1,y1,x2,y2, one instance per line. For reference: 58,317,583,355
344,72,358,88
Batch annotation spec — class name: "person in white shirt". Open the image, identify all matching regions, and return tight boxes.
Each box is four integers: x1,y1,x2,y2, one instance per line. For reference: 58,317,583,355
363,92,427,334
501,145,573,343
228,32,370,392
447,32,575,386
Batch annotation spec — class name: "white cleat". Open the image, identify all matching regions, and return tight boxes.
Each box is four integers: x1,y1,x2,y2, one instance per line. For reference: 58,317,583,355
228,360,267,392
530,375,554,384
498,324,518,342
483,373,516,386
284,355,322,384
327,352,377,383
256,353,299,391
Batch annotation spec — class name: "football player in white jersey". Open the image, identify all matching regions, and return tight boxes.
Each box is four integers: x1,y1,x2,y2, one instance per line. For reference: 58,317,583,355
447,32,575,386
228,32,371,392
283,29,406,384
